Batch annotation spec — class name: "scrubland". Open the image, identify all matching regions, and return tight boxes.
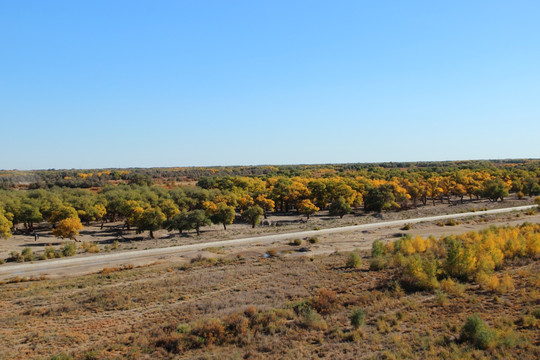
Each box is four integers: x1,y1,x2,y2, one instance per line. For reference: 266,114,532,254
1,223,538,360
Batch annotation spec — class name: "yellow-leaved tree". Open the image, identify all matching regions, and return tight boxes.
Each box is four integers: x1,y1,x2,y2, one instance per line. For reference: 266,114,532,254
52,217,84,241
0,210,13,239
297,199,319,220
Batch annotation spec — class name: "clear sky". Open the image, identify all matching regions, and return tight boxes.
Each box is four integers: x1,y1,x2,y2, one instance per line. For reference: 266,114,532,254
1,1,539,170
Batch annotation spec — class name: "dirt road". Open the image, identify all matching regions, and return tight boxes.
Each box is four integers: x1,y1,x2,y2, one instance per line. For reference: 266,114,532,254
0,204,536,280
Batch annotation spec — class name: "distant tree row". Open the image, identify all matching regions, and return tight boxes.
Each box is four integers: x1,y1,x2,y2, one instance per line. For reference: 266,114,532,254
1,159,539,189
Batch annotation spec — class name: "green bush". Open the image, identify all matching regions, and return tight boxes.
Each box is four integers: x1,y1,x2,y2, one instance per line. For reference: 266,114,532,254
371,240,384,258
350,308,366,329
21,247,34,262
369,256,387,271
300,308,327,330
460,314,496,349
43,246,57,259
346,252,362,269
62,242,77,257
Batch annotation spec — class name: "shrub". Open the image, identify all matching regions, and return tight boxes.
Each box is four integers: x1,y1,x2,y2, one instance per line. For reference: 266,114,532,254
243,306,257,318
81,242,100,253
350,308,366,329
481,274,500,292
266,249,278,257
435,290,448,306
401,223,412,230
223,313,250,339
346,252,362,269
400,254,439,291
288,299,311,315
369,256,388,271
440,278,465,296
8,251,23,262
43,246,58,259
311,289,340,315
251,308,293,334
290,239,302,246
21,247,34,262
191,318,225,346
62,242,77,257
300,308,327,330
307,237,319,244
460,314,496,349
371,240,384,258
176,323,191,334
498,274,515,294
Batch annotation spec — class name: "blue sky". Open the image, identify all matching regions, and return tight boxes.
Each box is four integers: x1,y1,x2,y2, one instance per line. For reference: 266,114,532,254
1,1,539,170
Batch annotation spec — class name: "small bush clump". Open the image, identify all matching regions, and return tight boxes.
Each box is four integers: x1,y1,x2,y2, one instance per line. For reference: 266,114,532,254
21,247,34,262
290,239,302,246
62,242,77,257
346,252,362,269
350,308,366,329
401,223,412,230
307,237,319,244
310,289,340,315
300,308,327,330
460,314,496,349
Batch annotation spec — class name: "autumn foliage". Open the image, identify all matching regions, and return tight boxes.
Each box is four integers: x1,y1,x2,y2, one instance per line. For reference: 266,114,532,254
371,223,540,291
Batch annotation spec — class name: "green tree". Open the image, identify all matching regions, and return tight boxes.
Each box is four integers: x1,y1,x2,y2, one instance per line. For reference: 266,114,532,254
135,207,166,239
187,210,211,235
482,179,509,202
168,210,192,234
242,205,264,228
209,203,236,230
18,203,43,231
363,185,396,212
329,197,351,218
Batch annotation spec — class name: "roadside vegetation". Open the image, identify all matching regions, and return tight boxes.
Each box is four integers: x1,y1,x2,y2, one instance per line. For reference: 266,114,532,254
1,223,538,359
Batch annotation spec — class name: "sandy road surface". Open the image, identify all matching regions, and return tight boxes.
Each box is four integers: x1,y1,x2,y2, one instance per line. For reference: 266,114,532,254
0,204,536,280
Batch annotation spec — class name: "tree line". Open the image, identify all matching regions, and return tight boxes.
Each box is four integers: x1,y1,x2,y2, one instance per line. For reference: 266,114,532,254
0,163,539,241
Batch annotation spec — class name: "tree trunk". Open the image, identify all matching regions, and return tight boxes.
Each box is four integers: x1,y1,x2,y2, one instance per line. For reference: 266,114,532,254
196,227,200,236
223,223,227,230
149,230,154,239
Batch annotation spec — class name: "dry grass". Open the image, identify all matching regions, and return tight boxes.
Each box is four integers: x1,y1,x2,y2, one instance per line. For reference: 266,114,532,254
0,237,539,359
